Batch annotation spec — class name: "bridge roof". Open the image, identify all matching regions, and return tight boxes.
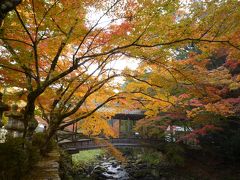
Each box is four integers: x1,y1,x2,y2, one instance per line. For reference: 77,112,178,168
112,113,145,120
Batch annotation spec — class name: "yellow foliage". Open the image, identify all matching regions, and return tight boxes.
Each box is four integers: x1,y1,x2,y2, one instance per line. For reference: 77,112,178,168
236,75,240,82
79,114,116,138
186,107,202,119
204,102,234,116
229,82,240,91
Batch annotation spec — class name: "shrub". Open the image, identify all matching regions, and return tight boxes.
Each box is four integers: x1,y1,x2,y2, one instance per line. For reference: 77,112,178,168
199,117,240,163
59,150,74,180
164,143,185,166
141,150,164,165
0,137,40,179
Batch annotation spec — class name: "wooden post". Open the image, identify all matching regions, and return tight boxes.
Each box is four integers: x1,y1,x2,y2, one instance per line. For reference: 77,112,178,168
72,123,75,141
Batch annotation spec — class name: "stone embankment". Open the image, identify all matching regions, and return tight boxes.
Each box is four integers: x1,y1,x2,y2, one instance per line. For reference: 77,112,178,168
26,150,61,180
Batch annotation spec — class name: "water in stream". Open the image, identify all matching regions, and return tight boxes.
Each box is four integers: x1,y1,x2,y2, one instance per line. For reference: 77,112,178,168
98,157,129,179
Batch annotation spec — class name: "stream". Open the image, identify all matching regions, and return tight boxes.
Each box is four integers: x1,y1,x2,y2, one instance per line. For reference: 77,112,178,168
72,147,171,180
69,144,240,180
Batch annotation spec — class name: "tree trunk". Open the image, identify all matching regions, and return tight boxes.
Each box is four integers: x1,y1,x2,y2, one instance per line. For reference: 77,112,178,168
23,96,36,138
0,0,22,26
41,116,62,154
41,127,57,155
23,90,43,138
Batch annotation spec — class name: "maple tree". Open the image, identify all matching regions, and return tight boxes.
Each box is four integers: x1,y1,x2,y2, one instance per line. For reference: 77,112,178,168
0,0,137,144
122,0,240,142
0,0,173,137
125,42,240,140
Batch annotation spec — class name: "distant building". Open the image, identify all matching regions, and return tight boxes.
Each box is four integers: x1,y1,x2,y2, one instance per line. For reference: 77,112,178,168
109,110,145,138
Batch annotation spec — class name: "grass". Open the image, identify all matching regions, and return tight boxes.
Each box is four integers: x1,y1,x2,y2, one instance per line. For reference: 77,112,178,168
72,149,105,167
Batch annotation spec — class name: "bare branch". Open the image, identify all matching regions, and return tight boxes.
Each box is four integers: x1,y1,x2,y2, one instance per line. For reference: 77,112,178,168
37,0,60,31
0,38,33,47
131,91,174,106
125,74,163,89
60,73,118,119
72,0,122,63
133,38,240,51
45,20,78,82
0,64,26,74
62,55,111,107
37,99,50,124
14,9,34,44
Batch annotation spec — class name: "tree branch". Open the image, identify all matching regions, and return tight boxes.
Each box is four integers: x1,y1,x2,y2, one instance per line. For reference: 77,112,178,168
133,38,240,51
59,95,121,129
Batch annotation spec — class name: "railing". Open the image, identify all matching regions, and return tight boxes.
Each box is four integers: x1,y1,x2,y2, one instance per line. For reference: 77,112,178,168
56,130,88,142
59,138,165,153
